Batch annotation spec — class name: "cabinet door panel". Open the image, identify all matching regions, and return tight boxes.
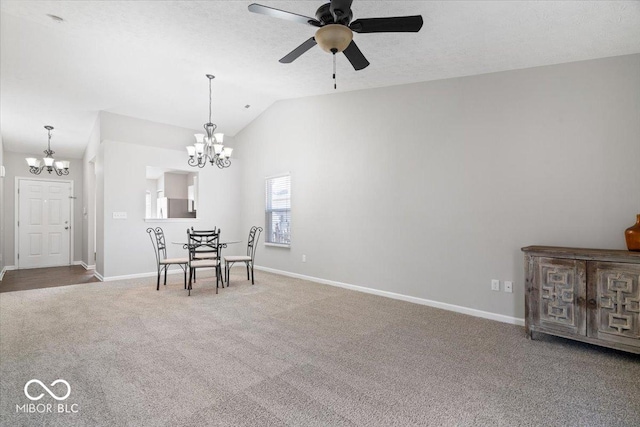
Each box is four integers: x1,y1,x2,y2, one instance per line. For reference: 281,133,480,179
587,262,640,349
532,257,586,336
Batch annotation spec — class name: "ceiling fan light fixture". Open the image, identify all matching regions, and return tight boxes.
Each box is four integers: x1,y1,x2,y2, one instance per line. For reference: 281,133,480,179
315,24,353,53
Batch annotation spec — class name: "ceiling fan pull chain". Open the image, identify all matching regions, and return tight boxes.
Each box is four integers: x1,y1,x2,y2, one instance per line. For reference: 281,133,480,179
333,51,337,90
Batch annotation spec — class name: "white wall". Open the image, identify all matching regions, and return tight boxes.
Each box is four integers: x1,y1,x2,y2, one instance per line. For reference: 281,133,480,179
235,54,640,320
82,115,100,268
2,151,84,266
99,112,242,279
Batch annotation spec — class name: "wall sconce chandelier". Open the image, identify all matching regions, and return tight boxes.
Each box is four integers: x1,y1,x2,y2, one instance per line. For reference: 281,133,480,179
26,125,70,176
186,74,233,169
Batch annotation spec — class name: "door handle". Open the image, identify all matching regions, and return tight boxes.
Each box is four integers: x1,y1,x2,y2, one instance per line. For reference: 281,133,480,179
65,226,69,230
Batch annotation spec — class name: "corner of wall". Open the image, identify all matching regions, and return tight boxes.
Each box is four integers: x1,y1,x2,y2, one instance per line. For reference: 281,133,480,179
0,133,5,275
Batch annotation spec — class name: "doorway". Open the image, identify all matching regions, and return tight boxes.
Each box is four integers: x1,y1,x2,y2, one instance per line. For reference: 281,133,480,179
15,178,73,269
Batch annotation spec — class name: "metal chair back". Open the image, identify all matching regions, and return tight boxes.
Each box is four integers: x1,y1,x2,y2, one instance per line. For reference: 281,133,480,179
246,226,263,261
146,227,168,264
187,228,220,261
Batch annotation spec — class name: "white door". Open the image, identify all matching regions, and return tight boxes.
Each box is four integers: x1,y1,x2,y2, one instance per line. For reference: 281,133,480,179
18,179,71,268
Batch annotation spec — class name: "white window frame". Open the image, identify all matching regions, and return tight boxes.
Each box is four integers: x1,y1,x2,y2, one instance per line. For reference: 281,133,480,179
265,173,291,248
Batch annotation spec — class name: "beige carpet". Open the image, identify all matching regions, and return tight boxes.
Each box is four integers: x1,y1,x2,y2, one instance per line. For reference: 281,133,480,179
1,269,639,426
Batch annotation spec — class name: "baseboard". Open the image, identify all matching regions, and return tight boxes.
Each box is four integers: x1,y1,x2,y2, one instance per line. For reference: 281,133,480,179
0,265,17,281
80,262,95,270
254,265,525,326
102,268,188,282
93,271,104,282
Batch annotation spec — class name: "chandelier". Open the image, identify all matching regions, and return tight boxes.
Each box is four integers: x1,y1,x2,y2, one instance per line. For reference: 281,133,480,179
186,74,233,169
26,125,70,176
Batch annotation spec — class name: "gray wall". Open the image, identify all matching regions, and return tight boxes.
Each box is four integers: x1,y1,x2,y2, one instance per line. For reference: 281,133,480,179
0,135,4,274
2,151,84,266
163,173,188,199
98,112,242,278
235,54,640,320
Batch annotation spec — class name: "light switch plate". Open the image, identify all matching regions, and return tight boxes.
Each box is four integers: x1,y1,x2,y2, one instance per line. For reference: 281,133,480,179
112,212,127,219
491,279,500,291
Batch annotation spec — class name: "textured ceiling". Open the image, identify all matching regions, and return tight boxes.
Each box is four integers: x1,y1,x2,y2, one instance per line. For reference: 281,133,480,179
1,1,639,158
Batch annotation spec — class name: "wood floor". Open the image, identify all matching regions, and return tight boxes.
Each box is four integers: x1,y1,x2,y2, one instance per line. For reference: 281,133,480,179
0,265,99,293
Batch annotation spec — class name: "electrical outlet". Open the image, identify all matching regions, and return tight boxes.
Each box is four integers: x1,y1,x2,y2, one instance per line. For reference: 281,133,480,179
504,281,513,293
491,279,500,291
302,255,306,262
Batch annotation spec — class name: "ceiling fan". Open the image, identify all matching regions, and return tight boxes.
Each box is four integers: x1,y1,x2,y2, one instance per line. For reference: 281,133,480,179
248,0,423,74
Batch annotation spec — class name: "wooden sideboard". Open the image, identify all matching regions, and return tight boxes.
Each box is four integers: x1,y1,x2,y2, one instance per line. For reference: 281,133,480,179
522,246,640,354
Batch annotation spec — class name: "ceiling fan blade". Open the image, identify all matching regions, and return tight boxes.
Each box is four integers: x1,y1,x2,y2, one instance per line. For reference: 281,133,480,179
343,41,369,70
350,16,424,33
330,0,353,23
279,37,318,63
248,3,321,27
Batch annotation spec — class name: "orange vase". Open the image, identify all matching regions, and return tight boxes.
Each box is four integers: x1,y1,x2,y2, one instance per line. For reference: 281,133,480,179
625,214,640,251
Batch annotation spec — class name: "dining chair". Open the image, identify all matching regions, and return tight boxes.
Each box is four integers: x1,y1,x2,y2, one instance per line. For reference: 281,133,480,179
188,226,219,283
224,226,263,286
146,227,188,291
190,226,218,259
187,228,223,295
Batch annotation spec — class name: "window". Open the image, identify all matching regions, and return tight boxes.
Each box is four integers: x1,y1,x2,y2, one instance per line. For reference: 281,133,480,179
265,174,291,246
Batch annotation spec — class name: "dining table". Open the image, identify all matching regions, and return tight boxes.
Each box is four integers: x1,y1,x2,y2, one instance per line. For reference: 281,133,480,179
172,240,241,250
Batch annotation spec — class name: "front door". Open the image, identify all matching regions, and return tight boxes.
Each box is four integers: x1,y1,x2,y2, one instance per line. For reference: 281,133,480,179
18,179,71,268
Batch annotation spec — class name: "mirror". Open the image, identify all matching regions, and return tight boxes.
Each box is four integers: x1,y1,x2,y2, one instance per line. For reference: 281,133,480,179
145,167,198,219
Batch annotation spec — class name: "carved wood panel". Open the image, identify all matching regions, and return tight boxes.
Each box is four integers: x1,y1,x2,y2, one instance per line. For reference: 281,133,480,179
588,262,640,347
532,257,586,336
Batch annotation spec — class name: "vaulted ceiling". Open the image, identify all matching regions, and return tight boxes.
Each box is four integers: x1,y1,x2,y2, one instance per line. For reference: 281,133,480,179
2,1,639,158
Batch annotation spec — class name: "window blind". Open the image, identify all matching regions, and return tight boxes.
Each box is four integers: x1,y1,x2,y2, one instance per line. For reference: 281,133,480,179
265,174,291,245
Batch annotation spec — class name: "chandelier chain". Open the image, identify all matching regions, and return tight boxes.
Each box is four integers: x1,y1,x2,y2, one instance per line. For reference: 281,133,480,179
48,128,51,151
208,76,212,123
